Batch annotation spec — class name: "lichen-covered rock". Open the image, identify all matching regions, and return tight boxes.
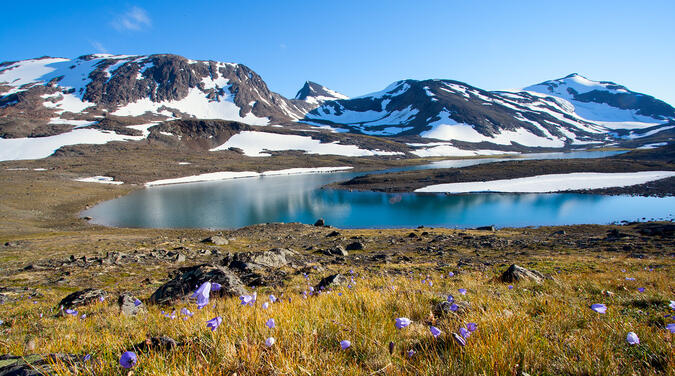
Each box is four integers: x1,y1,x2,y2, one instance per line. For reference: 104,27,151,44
315,273,349,291
149,264,247,305
0,353,88,376
202,236,229,245
58,288,107,309
223,248,297,271
499,264,544,283
118,293,146,316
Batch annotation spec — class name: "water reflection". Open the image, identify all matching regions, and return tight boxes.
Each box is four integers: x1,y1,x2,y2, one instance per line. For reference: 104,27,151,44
83,150,674,229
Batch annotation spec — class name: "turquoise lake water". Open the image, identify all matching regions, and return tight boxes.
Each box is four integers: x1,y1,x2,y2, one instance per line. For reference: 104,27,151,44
83,151,675,229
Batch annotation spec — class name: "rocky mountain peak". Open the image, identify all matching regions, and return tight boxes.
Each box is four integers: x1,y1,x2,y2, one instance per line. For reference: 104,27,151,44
294,81,348,105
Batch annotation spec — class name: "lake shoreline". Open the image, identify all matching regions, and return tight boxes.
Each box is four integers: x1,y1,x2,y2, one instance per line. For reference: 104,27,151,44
326,146,675,197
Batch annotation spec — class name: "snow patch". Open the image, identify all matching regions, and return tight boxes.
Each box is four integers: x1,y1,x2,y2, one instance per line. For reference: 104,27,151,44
75,176,124,185
0,129,146,161
415,171,675,193
210,131,402,157
112,87,269,125
422,110,565,147
145,166,353,187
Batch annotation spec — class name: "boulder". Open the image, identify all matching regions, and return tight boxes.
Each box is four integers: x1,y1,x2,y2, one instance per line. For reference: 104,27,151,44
345,241,364,251
149,264,247,305
315,273,349,290
118,293,147,316
323,245,348,257
58,288,107,309
499,264,544,283
202,236,229,245
475,225,496,231
223,248,296,271
0,353,88,376
314,218,325,227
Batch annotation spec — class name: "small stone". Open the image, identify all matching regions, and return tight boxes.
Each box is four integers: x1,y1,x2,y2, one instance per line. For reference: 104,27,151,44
315,274,349,290
118,293,147,316
314,218,325,227
323,245,348,257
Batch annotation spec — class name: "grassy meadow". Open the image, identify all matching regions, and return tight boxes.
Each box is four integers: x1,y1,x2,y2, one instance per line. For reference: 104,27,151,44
1,255,673,375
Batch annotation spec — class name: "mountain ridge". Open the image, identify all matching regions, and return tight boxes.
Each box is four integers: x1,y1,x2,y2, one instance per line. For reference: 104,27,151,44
1,53,673,154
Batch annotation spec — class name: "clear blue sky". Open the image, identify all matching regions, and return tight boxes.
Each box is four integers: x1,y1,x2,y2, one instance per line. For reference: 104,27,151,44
1,0,674,105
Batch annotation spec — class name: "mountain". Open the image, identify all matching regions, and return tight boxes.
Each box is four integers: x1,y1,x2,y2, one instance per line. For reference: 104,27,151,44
524,73,675,129
294,81,348,105
302,75,674,148
1,53,673,156
0,54,315,138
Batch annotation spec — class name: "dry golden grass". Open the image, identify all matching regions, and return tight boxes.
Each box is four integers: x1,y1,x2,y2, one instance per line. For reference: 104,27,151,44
1,257,673,375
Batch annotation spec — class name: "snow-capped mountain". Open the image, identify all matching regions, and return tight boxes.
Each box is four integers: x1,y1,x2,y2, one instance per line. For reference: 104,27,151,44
0,54,314,137
1,52,672,158
523,73,674,129
294,81,348,105
302,75,674,148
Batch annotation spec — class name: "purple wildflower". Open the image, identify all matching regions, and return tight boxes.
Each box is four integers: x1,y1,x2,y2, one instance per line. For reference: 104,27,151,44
192,282,211,309
134,298,142,307
80,313,86,320
266,318,275,329
262,302,269,309
240,295,253,305
407,349,415,357
669,300,675,310
590,304,607,314
269,294,277,303
626,277,635,281
450,303,459,312
466,322,477,332
83,354,91,362
395,317,412,329
180,308,193,317
508,285,513,290
447,294,454,302
211,283,222,291
430,326,442,338
458,288,467,295
98,296,105,302
340,340,351,350
626,332,639,345
459,327,470,339
448,271,455,277
452,332,466,347
206,316,222,331
666,323,675,333
265,337,275,347
119,351,137,369
637,287,645,293
65,309,78,316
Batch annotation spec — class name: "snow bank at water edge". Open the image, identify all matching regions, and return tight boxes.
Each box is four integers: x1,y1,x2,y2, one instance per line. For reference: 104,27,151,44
145,167,354,187
414,171,675,194
211,131,402,157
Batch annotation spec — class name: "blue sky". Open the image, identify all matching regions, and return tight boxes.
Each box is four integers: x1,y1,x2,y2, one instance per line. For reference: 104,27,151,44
1,0,674,105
